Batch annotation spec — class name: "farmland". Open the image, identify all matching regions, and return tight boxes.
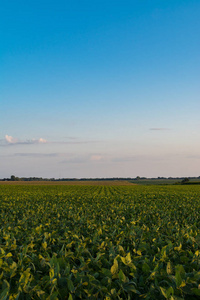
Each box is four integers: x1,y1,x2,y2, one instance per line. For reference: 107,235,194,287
0,184,200,299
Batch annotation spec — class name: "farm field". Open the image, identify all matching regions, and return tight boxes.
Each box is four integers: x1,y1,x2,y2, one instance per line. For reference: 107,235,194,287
0,185,200,299
0,180,134,186
129,179,200,185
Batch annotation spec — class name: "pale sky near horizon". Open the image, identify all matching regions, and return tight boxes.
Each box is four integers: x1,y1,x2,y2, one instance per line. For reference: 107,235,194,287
1,0,200,178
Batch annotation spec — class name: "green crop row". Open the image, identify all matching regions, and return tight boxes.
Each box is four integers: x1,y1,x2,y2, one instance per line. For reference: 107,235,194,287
0,185,200,299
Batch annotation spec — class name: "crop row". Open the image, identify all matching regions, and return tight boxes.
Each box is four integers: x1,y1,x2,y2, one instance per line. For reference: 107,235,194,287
0,185,200,299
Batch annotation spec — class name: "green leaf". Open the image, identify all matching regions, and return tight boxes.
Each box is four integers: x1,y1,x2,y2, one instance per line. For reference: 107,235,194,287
160,287,167,298
118,269,126,282
166,286,174,298
111,288,116,295
166,262,173,275
47,291,59,300
174,243,182,251
191,288,200,296
42,241,47,250
142,262,150,274
0,280,10,300
36,290,45,297
67,279,74,293
170,296,184,300
175,270,182,288
175,265,185,288
123,283,140,294
111,259,118,275
102,268,112,277
5,252,12,258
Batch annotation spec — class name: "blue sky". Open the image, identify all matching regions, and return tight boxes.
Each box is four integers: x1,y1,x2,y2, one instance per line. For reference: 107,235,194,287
1,0,200,178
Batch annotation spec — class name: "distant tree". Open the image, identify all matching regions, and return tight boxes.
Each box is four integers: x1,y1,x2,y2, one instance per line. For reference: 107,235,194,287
181,178,189,184
10,175,20,181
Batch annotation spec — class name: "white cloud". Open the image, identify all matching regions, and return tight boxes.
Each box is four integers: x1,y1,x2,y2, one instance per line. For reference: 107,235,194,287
5,135,18,144
90,155,103,161
1,135,98,147
4,135,48,145
36,138,47,144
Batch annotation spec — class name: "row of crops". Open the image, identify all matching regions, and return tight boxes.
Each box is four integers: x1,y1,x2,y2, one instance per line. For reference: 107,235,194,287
0,184,200,299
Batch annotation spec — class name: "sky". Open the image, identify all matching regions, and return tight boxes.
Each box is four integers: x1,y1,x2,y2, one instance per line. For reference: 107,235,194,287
1,0,200,178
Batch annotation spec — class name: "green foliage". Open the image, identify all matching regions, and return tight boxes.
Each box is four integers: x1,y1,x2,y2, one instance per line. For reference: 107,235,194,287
181,178,190,184
0,184,200,299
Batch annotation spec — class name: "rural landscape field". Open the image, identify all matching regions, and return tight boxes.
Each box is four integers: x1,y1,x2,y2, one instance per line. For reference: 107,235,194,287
1,183,200,299
1,1,200,299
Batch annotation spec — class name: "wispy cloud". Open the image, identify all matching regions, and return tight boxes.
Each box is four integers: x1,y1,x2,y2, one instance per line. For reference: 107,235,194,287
90,155,103,161
14,153,58,157
111,154,170,163
0,135,98,147
0,152,74,158
63,136,79,140
61,157,88,164
61,154,104,164
6,153,104,162
111,156,138,163
149,128,171,131
3,135,47,146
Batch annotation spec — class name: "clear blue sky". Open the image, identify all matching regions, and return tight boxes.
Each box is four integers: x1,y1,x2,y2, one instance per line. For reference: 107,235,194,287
1,0,200,178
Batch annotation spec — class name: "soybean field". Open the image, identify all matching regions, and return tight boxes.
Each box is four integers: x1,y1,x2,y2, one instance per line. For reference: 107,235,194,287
1,184,200,299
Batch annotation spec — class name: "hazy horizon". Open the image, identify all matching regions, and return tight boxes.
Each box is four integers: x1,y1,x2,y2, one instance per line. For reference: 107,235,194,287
1,0,200,178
